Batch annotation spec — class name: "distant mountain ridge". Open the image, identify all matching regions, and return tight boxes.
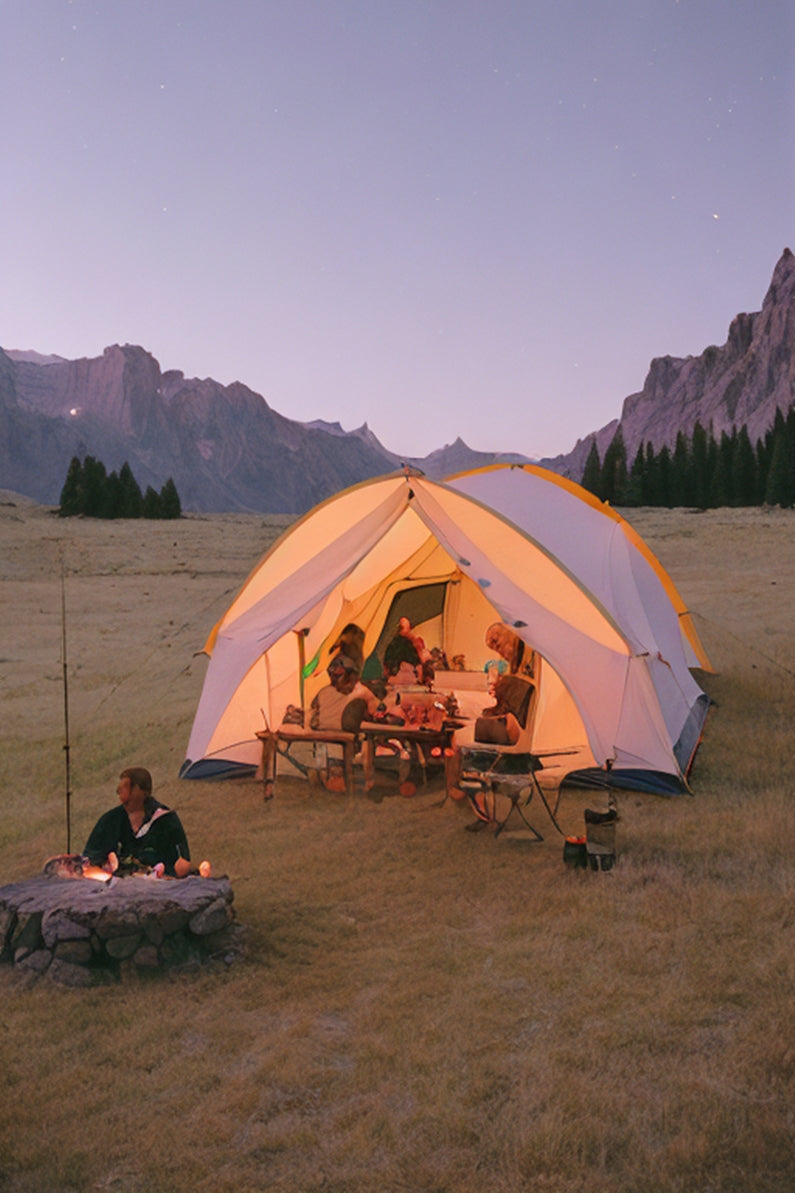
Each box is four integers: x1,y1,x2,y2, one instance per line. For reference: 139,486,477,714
0,346,531,512
544,247,795,478
2,249,792,511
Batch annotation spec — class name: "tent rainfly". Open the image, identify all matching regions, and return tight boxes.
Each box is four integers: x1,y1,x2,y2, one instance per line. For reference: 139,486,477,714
181,465,711,795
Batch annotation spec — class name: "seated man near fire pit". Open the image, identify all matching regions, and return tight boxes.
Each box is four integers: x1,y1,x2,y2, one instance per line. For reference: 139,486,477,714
83,766,193,878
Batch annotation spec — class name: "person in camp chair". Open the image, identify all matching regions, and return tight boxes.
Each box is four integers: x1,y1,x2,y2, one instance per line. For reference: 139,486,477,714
479,621,536,742
447,624,536,820
485,621,535,683
83,766,192,877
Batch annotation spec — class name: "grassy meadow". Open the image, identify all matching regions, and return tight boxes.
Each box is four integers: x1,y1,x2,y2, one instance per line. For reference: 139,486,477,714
0,495,793,1193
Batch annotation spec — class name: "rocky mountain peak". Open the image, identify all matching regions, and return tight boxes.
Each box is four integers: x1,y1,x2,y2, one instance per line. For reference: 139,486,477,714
545,248,795,478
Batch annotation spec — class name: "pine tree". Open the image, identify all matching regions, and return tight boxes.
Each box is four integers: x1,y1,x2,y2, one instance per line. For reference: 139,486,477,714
59,457,84,517
81,456,108,517
756,432,772,504
672,431,691,506
657,445,673,507
581,440,602,498
691,422,709,509
103,471,123,518
785,407,795,507
118,462,143,518
643,442,660,506
765,436,786,504
763,408,795,507
159,477,182,519
734,426,757,505
600,426,627,505
624,444,646,506
142,485,162,519
707,432,727,508
718,430,736,505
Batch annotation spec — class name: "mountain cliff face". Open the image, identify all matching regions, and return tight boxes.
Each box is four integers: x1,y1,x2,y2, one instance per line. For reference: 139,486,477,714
0,350,91,500
545,248,795,478
3,250,791,508
0,344,526,511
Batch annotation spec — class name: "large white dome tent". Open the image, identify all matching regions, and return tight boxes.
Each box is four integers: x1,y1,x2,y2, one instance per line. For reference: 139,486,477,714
181,466,710,795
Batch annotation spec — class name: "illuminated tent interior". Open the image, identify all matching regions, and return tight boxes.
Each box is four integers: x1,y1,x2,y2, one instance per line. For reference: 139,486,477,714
181,466,710,794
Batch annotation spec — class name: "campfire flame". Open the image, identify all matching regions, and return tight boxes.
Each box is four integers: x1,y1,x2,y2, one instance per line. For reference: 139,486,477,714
43,854,112,882
43,854,213,881
81,863,113,882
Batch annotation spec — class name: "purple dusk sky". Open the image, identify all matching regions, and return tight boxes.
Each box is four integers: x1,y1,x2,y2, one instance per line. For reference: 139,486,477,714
1,1,792,460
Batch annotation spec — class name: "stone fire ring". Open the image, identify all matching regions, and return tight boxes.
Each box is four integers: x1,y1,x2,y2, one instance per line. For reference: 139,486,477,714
0,874,237,986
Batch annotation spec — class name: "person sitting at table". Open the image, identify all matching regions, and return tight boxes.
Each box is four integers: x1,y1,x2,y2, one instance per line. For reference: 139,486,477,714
308,653,378,791
383,617,422,681
328,622,366,673
383,616,438,685
311,653,377,732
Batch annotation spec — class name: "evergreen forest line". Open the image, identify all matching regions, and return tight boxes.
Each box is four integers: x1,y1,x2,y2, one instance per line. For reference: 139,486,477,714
55,405,795,519
581,405,795,509
58,456,182,519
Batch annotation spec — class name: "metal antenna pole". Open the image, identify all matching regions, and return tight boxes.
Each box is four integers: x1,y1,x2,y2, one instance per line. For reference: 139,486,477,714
60,564,72,853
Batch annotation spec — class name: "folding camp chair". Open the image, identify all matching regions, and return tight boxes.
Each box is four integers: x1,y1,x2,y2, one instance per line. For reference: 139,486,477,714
459,749,563,840
456,681,564,840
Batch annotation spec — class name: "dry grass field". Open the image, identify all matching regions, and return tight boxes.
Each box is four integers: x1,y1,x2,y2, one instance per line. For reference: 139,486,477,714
0,495,793,1193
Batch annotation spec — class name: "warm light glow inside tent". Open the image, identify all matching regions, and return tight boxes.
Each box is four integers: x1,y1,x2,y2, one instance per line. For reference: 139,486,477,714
182,467,709,794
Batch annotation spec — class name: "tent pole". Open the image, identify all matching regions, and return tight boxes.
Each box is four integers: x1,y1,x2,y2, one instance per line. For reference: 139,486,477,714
296,628,308,716
60,563,72,853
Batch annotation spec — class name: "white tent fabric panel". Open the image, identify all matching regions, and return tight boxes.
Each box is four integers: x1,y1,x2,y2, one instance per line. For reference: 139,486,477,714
449,465,710,670
611,656,684,775
410,483,627,652
531,659,592,760
442,571,501,670
217,479,407,631
199,652,271,771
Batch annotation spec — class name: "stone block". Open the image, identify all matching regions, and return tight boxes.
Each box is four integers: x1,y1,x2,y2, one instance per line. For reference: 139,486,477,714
11,912,43,955
42,908,92,948
16,948,52,975
159,932,198,967
0,904,16,954
105,933,143,960
55,939,93,965
133,943,159,969
157,908,190,937
189,898,233,936
195,923,242,957
96,907,142,939
144,919,165,947
48,958,97,987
